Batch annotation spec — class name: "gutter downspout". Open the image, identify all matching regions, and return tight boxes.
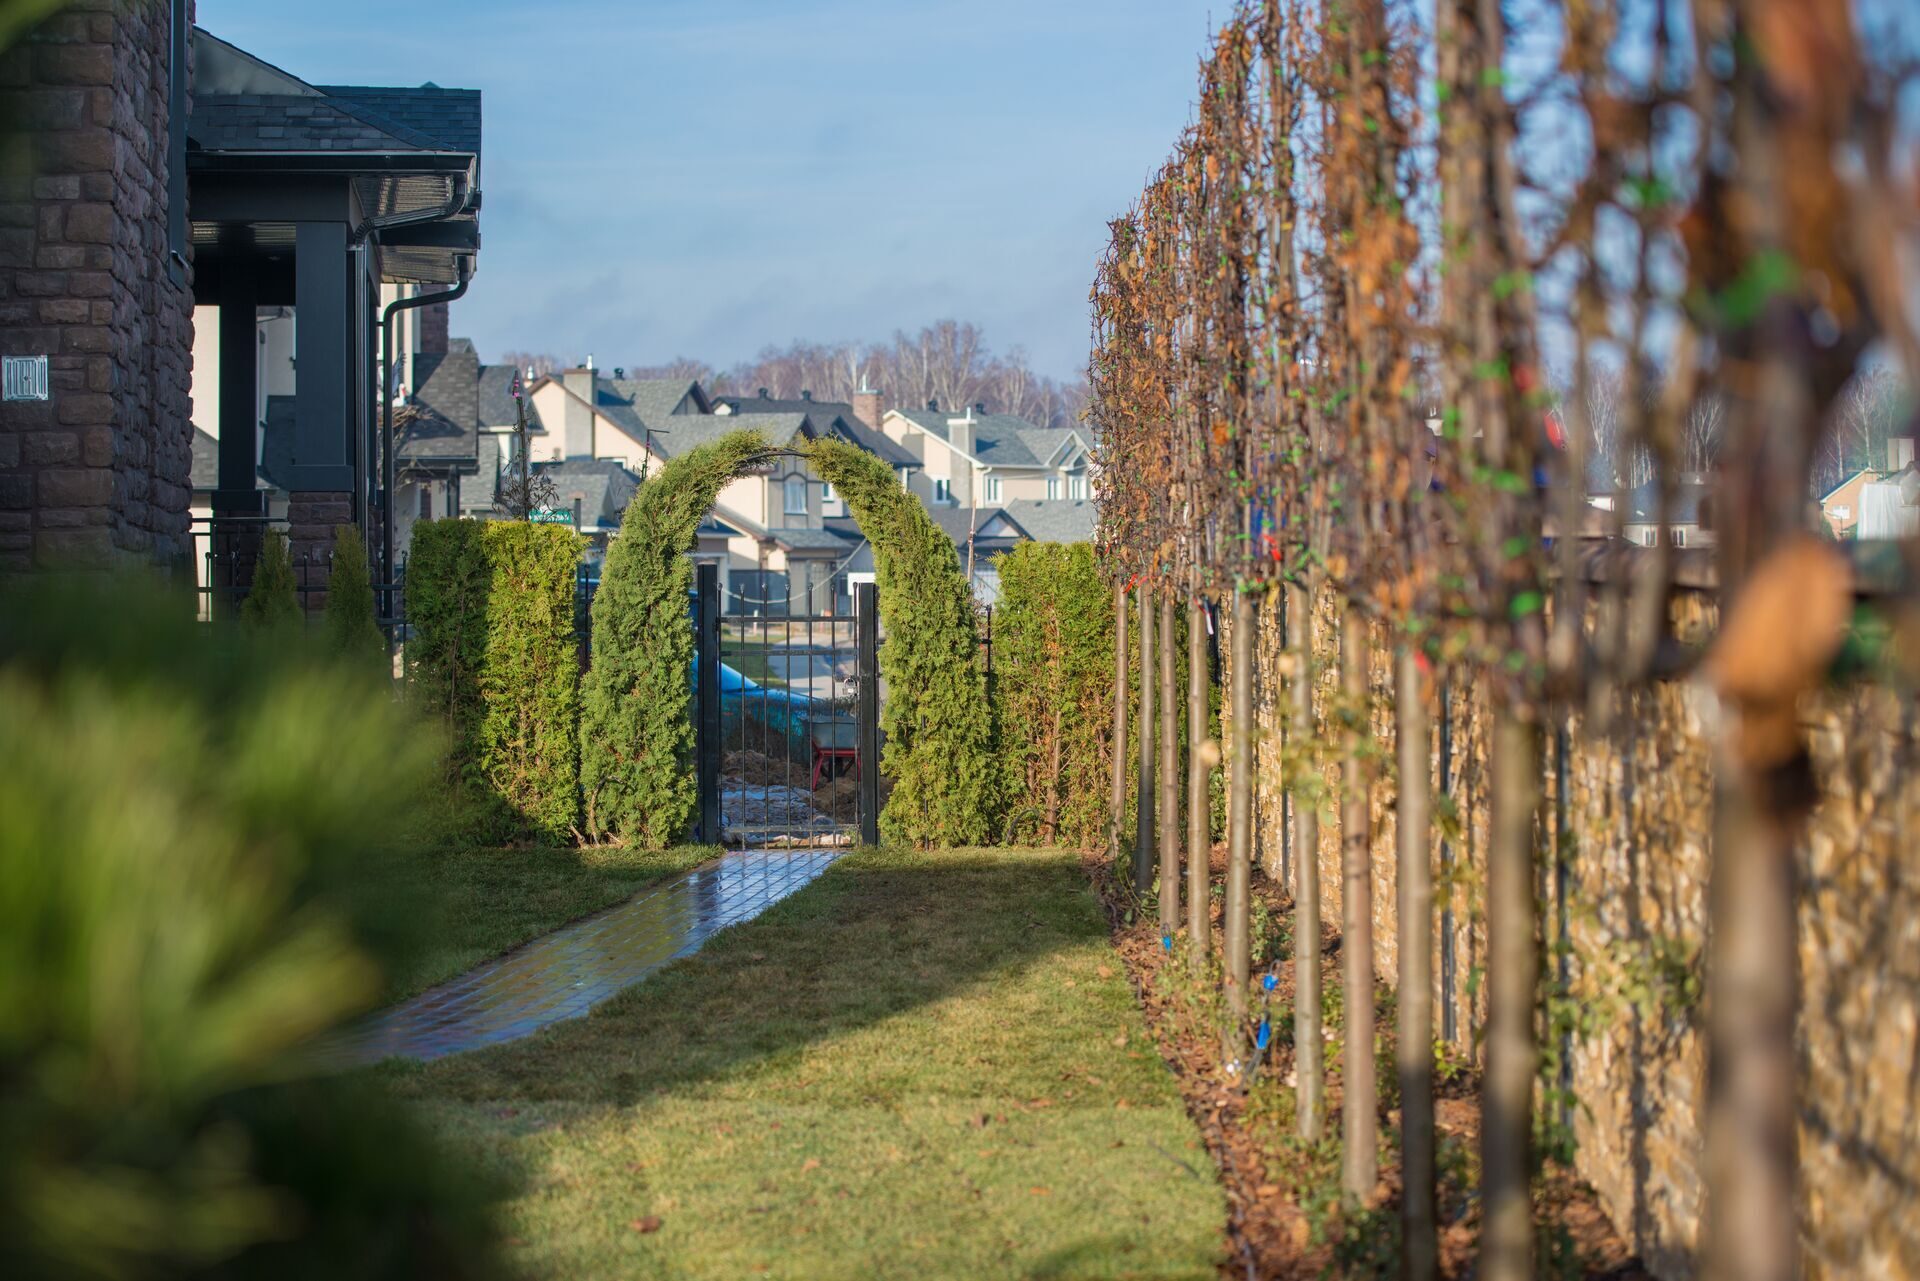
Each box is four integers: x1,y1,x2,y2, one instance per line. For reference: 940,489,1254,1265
380,274,469,598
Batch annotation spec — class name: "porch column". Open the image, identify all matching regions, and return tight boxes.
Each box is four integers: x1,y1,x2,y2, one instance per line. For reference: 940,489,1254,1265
211,265,261,609
287,221,354,607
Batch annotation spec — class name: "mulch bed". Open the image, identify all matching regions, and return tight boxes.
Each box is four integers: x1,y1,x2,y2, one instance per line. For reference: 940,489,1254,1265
1086,847,1654,1280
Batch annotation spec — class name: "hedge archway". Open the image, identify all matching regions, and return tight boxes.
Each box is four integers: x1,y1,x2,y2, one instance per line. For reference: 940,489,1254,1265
804,436,995,846
580,429,768,846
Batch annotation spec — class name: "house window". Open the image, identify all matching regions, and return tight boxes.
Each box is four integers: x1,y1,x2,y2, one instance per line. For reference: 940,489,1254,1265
1069,473,1087,501
784,475,807,515
933,478,951,504
418,486,432,520
984,476,1002,504
822,480,837,504
1046,477,1060,501
1673,527,1687,548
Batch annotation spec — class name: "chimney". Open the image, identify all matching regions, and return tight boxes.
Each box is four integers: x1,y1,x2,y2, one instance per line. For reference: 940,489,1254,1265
852,381,884,432
757,386,770,400
418,300,449,354
801,389,813,401
974,401,986,415
562,362,597,459
947,403,976,458
926,397,938,412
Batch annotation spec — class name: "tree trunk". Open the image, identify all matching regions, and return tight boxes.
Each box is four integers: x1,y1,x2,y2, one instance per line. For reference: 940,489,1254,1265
1289,579,1324,1139
1340,604,1377,1198
1110,581,1128,861
1396,646,1436,1281
1704,770,1799,1281
1187,591,1211,969
1135,582,1156,895
1480,712,1539,1281
1159,589,1181,933
1223,586,1255,1056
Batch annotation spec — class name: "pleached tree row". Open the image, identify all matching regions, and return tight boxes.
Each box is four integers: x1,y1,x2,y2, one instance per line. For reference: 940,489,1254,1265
1088,0,1918,1277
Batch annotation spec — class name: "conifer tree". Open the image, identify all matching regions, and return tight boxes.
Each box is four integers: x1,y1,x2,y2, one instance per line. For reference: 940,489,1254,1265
323,524,387,674
241,527,301,631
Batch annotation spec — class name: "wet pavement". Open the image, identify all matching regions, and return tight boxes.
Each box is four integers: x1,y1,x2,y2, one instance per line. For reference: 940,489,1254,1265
318,848,842,1066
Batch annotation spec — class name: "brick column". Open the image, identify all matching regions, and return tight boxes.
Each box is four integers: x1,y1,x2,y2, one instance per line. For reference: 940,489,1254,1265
287,491,349,612
0,2,193,572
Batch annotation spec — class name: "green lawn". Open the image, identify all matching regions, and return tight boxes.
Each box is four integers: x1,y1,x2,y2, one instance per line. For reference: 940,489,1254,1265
385,844,715,999
383,846,1225,1280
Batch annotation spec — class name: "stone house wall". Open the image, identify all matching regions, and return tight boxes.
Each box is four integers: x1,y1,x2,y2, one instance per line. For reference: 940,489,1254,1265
0,0,192,571
1223,584,1919,1279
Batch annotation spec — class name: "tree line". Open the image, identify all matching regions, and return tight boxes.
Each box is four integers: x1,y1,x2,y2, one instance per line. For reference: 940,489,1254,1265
503,319,1092,429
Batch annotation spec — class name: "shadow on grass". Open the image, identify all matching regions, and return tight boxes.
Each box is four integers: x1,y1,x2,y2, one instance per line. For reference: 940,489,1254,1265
379,846,1120,1108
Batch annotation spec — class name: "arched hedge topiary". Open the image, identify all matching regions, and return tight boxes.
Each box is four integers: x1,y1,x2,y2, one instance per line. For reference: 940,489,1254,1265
580,430,769,847
804,436,995,846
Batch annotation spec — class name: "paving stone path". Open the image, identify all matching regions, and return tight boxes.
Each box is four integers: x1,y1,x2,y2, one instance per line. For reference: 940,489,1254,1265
319,848,841,1066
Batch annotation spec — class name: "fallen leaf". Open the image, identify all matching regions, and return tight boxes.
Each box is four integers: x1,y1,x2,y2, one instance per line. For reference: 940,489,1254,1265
1062,978,1077,988
1112,1033,1128,1048
801,1157,821,1173
1096,964,1115,979
969,1113,991,1129
1029,1186,1052,1196
629,1216,663,1234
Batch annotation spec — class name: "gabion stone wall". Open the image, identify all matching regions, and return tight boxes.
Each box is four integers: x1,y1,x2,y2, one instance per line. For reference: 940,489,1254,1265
1224,587,1919,1280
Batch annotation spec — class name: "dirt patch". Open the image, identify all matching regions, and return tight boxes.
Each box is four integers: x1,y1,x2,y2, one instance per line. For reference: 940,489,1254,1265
1087,848,1653,1280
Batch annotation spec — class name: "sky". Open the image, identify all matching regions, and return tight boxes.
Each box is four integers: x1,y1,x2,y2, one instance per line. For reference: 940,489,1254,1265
201,0,1230,383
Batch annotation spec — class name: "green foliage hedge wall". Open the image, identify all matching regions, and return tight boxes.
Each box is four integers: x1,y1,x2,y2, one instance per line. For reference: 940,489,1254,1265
580,430,767,847
323,524,387,675
479,523,585,841
805,437,994,846
992,542,1115,849
407,519,583,840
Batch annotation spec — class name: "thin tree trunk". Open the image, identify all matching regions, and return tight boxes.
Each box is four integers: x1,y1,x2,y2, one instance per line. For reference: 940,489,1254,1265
1340,605,1377,1198
1111,581,1128,861
1159,589,1181,932
1223,586,1255,1056
1289,579,1324,1139
1187,591,1210,967
1396,645,1436,1281
1135,582,1156,895
1704,771,1799,1281
1480,712,1539,1281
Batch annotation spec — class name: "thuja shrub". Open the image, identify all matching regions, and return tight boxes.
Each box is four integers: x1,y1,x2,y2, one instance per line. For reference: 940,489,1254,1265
805,436,994,846
407,520,582,839
323,524,387,675
478,521,584,841
993,542,1114,849
242,526,301,630
580,430,767,847
406,519,490,787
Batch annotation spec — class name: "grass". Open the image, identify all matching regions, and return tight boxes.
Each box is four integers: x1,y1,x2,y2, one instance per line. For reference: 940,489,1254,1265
384,843,715,999
382,846,1226,1280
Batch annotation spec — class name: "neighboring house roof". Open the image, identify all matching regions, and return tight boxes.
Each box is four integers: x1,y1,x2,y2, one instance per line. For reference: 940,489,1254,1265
477,362,543,431
258,396,298,492
535,457,640,531
716,392,918,469
190,427,219,490
399,338,481,463
1821,468,1873,506
893,409,1078,469
651,411,809,459
1625,478,1712,526
995,499,1098,544
458,434,502,513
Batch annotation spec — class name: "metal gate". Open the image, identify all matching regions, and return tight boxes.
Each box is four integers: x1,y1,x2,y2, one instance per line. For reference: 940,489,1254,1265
694,563,880,848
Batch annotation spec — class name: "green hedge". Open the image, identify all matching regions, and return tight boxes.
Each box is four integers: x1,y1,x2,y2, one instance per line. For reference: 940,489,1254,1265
580,430,767,847
407,519,582,840
805,437,994,846
992,542,1115,849
323,523,387,675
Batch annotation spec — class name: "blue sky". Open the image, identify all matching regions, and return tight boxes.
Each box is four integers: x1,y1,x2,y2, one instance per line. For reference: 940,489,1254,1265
202,0,1228,381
